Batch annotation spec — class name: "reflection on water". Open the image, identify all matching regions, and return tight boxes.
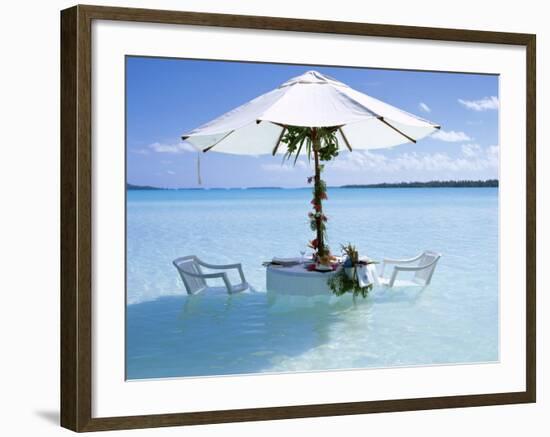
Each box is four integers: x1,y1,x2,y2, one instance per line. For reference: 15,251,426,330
128,291,358,379
126,282,495,379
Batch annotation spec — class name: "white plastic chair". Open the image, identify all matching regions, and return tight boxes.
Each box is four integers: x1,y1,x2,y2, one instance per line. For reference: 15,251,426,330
173,255,249,295
378,251,441,287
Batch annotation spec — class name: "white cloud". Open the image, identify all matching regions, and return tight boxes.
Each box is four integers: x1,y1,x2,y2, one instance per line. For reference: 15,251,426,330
148,141,196,154
166,170,176,175
132,148,150,155
461,143,482,158
330,146,499,175
458,96,499,111
486,145,499,166
431,129,471,142
418,102,431,113
261,160,308,172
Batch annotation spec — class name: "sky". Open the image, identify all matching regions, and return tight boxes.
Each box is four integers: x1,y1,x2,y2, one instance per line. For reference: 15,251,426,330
126,57,499,188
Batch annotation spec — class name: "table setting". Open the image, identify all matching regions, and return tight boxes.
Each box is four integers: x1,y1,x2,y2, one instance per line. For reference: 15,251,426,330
264,245,379,296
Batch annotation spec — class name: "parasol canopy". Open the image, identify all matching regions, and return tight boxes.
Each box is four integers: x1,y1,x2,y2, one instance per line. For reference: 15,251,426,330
182,70,440,155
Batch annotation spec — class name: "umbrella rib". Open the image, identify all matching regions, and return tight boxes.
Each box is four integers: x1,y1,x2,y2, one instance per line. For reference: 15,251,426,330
202,130,235,153
272,127,287,156
377,117,417,144
338,127,353,152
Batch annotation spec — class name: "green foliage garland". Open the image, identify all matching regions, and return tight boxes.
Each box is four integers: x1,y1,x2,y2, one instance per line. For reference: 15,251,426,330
281,126,340,164
280,126,340,260
327,269,373,298
327,243,373,298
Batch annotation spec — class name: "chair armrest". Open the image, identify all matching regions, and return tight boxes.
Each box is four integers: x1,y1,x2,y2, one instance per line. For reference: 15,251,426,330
384,256,440,287
382,253,424,265
393,266,423,272
394,258,439,272
381,253,424,278
196,260,246,284
180,270,227,280
181,270,233,292
197,260,241,270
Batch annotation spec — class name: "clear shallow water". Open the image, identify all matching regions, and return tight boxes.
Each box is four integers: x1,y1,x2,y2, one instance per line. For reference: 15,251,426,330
126,188,499,379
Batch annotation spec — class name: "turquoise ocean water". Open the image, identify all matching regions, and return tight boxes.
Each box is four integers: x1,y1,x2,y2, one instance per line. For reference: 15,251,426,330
126,188,499,379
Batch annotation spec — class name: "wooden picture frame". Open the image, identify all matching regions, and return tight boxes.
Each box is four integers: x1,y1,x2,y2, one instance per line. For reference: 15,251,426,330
60,4,536,432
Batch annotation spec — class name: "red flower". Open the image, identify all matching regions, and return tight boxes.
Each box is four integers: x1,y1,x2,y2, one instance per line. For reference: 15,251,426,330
310,199,322,211
319,192,328,200
308,239,318,249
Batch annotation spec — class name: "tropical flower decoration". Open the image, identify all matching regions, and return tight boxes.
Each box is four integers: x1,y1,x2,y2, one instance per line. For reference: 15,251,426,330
328,244,374,298
281,126,340,264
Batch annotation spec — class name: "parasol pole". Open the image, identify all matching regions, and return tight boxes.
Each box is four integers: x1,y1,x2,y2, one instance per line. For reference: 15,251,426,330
311,128,326,258
197,151,202,185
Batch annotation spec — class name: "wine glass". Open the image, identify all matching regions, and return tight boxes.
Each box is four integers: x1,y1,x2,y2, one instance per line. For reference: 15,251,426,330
299,249,306,264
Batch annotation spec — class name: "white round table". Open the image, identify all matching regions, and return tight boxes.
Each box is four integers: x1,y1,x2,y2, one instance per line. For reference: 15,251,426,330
266,262,379,296
266,263,339,296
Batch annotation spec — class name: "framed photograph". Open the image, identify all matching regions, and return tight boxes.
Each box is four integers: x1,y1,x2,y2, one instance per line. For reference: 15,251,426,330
60,4,536,432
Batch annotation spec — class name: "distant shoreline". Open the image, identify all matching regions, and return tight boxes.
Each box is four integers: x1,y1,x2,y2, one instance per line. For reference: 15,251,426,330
127,179,498,190
341,179,498,189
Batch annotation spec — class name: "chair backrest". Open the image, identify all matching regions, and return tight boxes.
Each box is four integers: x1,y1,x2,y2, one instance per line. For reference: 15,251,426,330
173,256,206,295
414,251,441,285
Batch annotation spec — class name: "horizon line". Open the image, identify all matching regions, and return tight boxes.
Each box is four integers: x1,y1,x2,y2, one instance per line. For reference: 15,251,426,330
127,178,499,190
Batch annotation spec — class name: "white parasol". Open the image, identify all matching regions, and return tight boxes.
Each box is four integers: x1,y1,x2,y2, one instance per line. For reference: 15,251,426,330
182,70,439,155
